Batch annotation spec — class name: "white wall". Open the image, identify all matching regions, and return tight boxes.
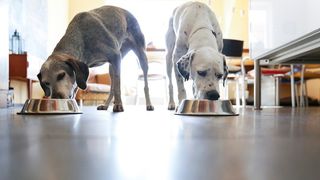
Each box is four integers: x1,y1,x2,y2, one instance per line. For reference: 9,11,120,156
222,0,249,48
68,0,105,21
250,0,320,58
47,0,69,53
32,0,69,101
10,0,69,103
0,0,9,90
0,0,9,107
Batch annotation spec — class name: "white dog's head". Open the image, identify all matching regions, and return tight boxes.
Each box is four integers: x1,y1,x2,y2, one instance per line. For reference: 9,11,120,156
37,54,89,99
177,47,228,100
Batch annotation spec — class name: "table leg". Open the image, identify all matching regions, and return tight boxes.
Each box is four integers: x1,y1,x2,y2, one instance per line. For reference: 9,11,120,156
275,76,279,106
290,65,296,107
254,59,262,110
27,79,32,99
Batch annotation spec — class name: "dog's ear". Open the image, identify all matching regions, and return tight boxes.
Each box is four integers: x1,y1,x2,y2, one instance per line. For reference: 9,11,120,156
176,50,195,81
65,59,89,90
37,72,51,97
222,56,228,86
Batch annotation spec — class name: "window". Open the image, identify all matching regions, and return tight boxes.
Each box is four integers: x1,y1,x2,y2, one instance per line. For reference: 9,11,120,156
107,0,186,49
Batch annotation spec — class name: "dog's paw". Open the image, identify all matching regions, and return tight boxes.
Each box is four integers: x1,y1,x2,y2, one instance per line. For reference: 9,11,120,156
97,105,109,110
146,105,154,111
168,103,175,111
113,104,124,112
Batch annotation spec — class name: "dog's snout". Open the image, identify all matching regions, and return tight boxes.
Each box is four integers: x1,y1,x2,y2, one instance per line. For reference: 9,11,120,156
205,90,220,100
51,92,64,99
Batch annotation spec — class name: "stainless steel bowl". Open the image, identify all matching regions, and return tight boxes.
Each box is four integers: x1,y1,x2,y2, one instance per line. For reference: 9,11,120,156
175,99,238,116
18,99,82,115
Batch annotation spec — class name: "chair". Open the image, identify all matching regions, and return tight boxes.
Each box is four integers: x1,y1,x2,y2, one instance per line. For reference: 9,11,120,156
287,64,320,106
258,66,291,106
76,68,111,106
135,50,167,105
222,39,247,107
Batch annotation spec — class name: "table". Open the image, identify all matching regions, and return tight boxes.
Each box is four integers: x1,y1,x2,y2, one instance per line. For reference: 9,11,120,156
254,28,320,109
9,53,37,99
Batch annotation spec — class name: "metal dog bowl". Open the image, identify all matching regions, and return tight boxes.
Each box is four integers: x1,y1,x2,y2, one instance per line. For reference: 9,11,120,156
18,99,82,115
175,99,238,116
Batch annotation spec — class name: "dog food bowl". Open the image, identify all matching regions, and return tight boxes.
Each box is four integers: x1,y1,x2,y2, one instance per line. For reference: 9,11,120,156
18,98,82,115
175,99,238,116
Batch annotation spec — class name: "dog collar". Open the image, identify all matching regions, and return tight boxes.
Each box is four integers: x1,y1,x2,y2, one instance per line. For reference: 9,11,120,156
190,27,217,39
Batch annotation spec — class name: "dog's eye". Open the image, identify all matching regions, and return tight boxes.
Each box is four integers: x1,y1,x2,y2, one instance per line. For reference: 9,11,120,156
43,82,50,87
216,73,223,79
57,72,65,81
197,70,207,77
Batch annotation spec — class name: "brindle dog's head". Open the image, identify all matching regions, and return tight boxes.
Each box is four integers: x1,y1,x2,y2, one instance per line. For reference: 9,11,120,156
37,54,89,99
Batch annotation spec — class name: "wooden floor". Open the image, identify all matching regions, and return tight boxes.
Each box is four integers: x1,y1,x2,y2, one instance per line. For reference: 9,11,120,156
1,105,320,180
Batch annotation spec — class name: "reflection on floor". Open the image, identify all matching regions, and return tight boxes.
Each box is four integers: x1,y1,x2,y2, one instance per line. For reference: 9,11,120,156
1,105,320,180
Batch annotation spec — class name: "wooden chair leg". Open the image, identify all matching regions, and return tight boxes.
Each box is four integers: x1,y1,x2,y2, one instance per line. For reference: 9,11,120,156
241,74,246,107
304,81,309,106
294,84,299,107
27,79,32,99
235,77,240,107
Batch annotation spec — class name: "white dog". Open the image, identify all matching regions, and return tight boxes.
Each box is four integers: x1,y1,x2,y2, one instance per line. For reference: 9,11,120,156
165,1,228,110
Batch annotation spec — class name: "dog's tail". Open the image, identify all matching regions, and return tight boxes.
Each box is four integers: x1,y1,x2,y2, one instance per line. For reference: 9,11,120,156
125,12,146,48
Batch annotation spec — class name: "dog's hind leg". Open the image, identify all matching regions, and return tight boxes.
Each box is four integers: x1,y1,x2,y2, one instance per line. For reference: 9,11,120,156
133,47,154,111
111,59,124,112
127,17,153,111
97,63,114,111
165,17,176,110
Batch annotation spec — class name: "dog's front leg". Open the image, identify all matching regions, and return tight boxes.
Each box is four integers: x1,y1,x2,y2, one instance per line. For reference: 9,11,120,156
97,64,114,111
174,64,187,103
173,47,188,104
97,92,114,111
165,22,176,110
166,51,175,110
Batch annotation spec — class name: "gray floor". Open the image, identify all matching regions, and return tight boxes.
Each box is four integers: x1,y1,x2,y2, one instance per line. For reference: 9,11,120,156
1,105,320,180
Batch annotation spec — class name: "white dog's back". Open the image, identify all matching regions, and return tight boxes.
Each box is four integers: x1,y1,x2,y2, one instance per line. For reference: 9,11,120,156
171,1,223,51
